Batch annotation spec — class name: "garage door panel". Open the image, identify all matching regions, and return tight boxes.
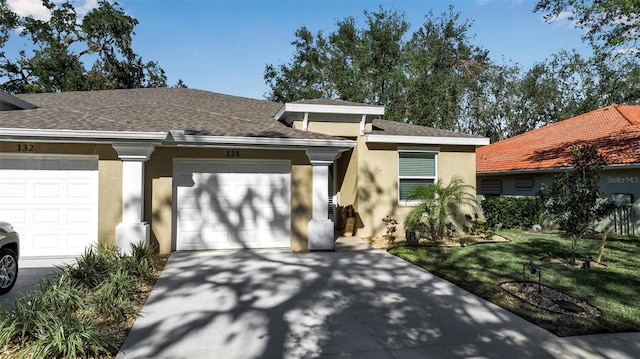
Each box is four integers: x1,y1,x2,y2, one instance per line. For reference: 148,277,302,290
175,160,290,250
0,155,98,257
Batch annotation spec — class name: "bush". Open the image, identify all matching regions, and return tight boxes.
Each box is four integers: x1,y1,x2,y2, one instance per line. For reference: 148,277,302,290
481,196,542,229
0,242,160,358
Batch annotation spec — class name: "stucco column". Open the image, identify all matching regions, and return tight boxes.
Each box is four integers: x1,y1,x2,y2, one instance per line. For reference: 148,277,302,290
112,144,155,255
306,149,340,250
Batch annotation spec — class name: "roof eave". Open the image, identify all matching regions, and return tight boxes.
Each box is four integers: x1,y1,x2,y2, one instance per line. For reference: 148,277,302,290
274,102,385,121
166,130,356,150
477,162,640,176
0,128,166,143
366,134,490,146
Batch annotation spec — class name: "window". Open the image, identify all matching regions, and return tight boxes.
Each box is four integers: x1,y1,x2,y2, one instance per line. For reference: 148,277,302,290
480,179,502,195
515,178,534,191
398,151,437,202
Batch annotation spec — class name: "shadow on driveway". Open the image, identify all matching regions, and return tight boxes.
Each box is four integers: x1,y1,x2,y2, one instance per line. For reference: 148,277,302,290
116,243,640,358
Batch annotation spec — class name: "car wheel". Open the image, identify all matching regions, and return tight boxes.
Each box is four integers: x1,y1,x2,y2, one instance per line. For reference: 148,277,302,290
0,248,18,295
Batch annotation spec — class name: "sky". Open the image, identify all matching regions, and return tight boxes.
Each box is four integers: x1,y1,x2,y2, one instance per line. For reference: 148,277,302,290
7,0,590,100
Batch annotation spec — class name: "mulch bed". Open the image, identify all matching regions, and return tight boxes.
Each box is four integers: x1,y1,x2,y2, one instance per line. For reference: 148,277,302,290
501,281,602,318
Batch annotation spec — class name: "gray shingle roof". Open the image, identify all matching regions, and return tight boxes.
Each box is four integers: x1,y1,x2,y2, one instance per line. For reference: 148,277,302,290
5,88,337,140
371,119,486,139
1,88,484,142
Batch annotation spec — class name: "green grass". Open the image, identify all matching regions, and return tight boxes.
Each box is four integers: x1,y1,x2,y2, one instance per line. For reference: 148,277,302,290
389,230,640,336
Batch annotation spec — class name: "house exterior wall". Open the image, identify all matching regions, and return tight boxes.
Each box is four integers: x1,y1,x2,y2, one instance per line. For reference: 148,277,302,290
145,147,313,254
478,167,640,235
0,141,122,247
350,138,478,238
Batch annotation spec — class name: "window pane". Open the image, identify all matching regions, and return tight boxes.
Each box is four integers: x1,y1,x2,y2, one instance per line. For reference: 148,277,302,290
399,152,435,177
399,179,435,201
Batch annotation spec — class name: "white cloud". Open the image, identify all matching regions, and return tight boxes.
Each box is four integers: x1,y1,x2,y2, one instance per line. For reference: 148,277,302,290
8,0,51,20
7,0,100,21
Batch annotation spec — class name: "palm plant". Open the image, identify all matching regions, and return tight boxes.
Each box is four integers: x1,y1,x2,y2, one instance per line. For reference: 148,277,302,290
404,176,476,241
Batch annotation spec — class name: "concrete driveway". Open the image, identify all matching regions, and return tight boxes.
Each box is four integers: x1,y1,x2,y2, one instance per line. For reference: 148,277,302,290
0,257,74,311
118,238,640,359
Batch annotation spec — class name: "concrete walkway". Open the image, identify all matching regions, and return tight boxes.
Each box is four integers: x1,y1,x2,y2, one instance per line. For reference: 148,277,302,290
117,237,640,358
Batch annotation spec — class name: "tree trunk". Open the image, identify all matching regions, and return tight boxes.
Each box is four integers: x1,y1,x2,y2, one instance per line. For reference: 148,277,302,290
596,226,612,263
571,234,577,265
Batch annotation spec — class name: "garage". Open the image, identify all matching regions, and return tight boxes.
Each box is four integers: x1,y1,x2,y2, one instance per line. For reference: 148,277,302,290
0,154,99,257
174,160,291,250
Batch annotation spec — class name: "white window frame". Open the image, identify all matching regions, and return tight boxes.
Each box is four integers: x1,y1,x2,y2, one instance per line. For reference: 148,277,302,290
398,147,439,205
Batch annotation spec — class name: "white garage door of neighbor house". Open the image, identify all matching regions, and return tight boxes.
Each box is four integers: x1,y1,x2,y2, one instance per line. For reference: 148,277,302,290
0,154,99,257
175,160,291,250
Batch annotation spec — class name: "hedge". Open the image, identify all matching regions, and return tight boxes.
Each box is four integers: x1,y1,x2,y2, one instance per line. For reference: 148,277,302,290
481,196,543,229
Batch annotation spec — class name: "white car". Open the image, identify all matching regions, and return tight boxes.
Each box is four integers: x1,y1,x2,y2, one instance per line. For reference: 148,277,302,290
0,222,19,295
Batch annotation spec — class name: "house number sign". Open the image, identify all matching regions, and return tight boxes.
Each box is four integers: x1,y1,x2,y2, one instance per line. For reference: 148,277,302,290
16,143,35,152
226,150,240,158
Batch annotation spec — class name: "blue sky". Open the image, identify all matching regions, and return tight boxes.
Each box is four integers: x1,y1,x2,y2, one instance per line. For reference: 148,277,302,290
8,0,590,100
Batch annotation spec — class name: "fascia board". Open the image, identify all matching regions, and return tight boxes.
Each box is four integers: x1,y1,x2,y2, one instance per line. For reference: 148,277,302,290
166,133,356,150
274,103,385,120
477,162,640,176
366,134,490,146
0,128,166,143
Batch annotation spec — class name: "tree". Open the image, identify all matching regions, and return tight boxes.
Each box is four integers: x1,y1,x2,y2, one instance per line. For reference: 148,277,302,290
404,176,476,241
404,6,490,130
534,0,640,56
537,144,615,265
0,0,166,93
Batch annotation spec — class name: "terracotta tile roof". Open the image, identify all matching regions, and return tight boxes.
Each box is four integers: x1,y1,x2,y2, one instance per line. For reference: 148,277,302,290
3,88,338,140
477,105,640,173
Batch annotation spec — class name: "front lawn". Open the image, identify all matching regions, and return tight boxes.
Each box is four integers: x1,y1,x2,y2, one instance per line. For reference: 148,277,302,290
389,230,640,336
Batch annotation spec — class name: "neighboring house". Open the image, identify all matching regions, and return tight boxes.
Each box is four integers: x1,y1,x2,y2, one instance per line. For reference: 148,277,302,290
477,104,640,235
0,88,488,257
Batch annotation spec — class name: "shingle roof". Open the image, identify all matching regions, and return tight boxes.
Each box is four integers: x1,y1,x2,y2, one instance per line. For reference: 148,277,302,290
2,88,485,144
477,104,640,173
4,88,338,140
371,119,486,139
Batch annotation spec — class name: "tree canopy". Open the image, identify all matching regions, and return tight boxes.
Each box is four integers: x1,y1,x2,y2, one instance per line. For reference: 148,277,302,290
265,4,640,142
0,0,166,93
537,144,615,264
535,0,640,56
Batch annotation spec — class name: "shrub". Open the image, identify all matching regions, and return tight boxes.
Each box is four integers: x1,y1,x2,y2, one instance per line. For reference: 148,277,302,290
481,196,543,229
404,176,476,241
0,242,160,358
381,216,398,244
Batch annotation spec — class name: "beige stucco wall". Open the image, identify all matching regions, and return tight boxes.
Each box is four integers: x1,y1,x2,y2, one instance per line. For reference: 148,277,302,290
350,138,479,238
145,147,312,254
0,142,122,247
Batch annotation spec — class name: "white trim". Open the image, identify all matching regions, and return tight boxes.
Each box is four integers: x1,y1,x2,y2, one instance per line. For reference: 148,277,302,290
366,134,490,146
1,128,166,142
398,146,440,153
112,144,155,161
274,103,385,120
167,131,356,150
302,112,309,131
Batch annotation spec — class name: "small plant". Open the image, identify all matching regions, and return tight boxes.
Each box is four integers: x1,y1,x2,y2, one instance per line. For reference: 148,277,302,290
404,176,476,241
382,216,398,244
0,242,162,358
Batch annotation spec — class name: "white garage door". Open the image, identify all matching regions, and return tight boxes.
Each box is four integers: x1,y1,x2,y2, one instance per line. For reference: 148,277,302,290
174,160,290,250
0,154,98,257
